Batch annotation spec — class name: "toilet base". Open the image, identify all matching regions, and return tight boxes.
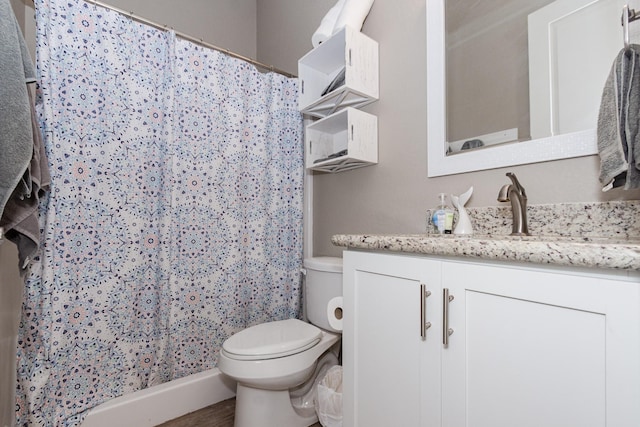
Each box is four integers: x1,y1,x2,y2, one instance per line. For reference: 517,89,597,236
234,383,319,427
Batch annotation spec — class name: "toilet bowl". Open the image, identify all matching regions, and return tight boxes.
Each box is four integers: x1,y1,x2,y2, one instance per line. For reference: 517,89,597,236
217,257,343,427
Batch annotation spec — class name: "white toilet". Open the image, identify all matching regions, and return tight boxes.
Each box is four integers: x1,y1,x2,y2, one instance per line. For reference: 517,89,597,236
218,256,343,427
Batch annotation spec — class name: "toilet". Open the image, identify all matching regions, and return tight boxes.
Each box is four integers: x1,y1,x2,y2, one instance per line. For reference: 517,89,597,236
218,257,343,427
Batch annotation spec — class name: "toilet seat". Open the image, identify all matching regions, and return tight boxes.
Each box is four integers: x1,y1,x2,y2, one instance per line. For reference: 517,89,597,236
222,319,322,361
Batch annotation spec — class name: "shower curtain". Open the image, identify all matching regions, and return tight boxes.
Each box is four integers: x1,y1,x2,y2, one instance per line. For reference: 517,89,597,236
15,0,304,425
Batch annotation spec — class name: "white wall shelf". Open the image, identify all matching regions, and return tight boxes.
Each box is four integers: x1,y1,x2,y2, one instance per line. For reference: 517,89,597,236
299,26,379,119
305,107,378,173
299,27,379,173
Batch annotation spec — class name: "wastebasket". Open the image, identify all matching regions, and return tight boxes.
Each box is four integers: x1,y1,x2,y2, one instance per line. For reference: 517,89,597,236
315,365,343,427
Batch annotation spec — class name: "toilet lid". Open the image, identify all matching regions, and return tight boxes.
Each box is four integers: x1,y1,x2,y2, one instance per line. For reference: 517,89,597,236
222,319,322,361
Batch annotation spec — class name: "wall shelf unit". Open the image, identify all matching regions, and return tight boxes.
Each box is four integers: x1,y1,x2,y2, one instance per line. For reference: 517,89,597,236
298,26,379,173
305,107,378,173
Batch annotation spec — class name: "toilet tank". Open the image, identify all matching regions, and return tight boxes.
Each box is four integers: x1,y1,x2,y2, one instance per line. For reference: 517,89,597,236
303,257,343,332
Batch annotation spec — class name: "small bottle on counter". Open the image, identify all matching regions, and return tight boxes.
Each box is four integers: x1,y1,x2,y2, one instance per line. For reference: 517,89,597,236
432,193,454,234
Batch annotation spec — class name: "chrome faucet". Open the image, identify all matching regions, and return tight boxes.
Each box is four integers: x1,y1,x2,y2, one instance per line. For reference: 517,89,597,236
497,172,530,236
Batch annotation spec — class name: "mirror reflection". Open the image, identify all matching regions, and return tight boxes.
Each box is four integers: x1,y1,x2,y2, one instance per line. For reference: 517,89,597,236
445,0,622,155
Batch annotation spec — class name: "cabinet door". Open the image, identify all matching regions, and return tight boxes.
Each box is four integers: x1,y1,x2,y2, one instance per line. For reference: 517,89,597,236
343,251,441,427
442,261,640,427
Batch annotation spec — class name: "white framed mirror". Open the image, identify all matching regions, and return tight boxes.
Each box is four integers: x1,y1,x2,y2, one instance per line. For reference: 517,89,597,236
426,0,612,177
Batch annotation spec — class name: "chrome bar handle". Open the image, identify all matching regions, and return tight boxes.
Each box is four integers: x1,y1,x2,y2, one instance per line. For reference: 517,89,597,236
443,288,454,346
420,284,432,340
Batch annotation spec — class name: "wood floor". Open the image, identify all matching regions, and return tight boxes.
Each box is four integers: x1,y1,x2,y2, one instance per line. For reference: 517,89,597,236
156,398,322,427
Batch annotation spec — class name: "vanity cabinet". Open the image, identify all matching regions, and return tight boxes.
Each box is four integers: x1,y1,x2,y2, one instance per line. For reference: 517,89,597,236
298,27,379,173
342,252,442,427
441,261,640,427
343,250,640,427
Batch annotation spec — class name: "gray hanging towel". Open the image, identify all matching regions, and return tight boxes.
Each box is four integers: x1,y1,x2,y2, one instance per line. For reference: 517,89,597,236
1,89,51,273
597,46,640,190
0,0,36,216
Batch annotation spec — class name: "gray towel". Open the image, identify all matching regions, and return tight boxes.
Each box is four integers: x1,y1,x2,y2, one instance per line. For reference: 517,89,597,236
0,0,36,216
597,46,640,190
1,89,51,273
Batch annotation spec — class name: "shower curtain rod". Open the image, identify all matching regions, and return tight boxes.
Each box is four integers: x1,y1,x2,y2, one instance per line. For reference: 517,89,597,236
80,0,296,78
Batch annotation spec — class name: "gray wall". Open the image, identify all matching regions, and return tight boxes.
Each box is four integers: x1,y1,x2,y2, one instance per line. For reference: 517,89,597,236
104,0,257,59
256,0,335,75
446,8,531,143
17,0,257,64
255,0,640,257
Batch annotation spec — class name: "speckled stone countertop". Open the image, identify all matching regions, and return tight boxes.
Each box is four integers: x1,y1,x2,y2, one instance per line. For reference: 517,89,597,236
331,201,640,270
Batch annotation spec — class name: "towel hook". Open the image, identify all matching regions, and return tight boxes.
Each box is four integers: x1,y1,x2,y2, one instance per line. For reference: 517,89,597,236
622,4,640,53
623,5,631,52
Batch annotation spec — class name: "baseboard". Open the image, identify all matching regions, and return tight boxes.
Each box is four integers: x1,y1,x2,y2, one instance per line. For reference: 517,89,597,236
81,368,236,427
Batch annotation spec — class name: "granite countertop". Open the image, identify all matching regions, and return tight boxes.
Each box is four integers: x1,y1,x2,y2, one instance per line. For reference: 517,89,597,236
331,233,640,270
331,201,640,271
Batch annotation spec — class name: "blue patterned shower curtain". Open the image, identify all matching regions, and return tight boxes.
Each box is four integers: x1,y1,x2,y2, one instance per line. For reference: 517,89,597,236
16,0,304,425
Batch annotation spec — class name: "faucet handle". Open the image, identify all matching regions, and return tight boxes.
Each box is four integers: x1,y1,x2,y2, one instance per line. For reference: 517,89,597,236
500,172,530,236
506,172,526,197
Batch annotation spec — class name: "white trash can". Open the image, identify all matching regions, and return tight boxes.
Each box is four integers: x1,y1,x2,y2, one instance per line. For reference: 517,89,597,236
315,365,343,427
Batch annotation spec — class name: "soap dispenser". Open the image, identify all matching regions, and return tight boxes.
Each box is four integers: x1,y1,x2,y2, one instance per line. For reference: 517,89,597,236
432,193,454,234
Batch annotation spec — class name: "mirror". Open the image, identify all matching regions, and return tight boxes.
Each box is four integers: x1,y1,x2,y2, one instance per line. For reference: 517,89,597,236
426,0,622,177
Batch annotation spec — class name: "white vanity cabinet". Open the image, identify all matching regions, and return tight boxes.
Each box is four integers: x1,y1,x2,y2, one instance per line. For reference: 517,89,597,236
343,250,640,427
342,251,442,427
441,260,640,427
